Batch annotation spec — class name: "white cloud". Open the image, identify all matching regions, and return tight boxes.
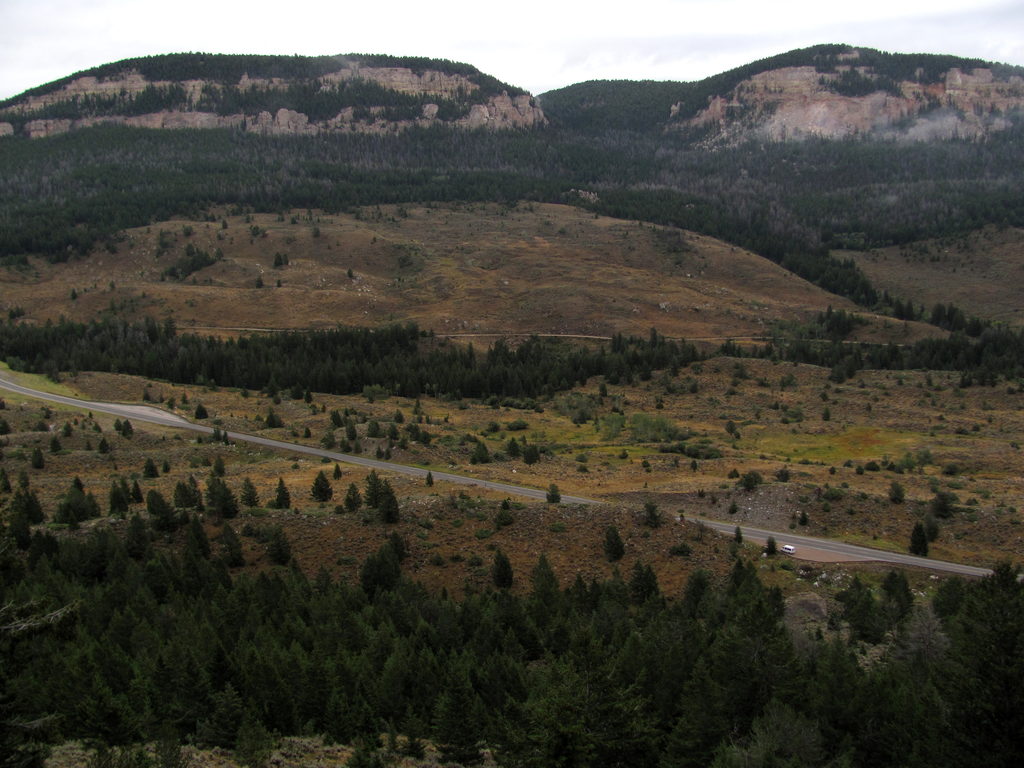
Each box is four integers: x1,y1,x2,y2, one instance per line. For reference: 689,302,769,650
1,0,1022,99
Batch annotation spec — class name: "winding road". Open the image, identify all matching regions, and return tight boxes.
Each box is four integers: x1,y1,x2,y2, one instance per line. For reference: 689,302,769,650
0,372,994,578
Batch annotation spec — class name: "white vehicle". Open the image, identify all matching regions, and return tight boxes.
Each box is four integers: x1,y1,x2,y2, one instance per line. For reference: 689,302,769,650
780,544,796,555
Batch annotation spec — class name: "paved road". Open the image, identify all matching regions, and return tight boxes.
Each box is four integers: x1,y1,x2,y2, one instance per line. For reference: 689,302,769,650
0,373,593,504
0,373,994,577
693,518,993,578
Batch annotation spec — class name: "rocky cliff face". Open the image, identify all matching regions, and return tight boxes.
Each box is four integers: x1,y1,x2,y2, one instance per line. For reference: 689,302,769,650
0,62,546,139
675,55,1024,143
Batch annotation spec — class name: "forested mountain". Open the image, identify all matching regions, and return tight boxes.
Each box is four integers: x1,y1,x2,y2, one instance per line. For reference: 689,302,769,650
541,44,1024,139
0,52,542,139
1,45,1023,317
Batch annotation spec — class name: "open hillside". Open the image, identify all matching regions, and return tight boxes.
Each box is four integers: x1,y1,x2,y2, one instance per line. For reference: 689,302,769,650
848,226,1024,326
0,203,938,344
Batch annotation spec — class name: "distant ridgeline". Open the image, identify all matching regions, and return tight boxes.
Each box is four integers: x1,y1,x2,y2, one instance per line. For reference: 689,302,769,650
2,45,1024,315
540,44,1024,138
0,52,542,137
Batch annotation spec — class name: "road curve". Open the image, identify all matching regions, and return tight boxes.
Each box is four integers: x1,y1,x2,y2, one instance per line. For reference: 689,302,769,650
0,373,994,576
0,373,593,505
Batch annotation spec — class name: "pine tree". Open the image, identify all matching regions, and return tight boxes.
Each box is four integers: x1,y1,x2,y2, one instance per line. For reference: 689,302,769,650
909,522,929,556
240,477,259,508
492,549,513,589
186,514,211,560
364,470,383,507
378,485,400,524
143,457,159,478
344,483,362,513
220,523,244,567
205,476,239,520
124,514,151,560
108,480,130,518
267,526,292,565
272,478,291,510
310,471,333,502
546,484,561,504
432,668,483,766
147,490,179,532
604,525,625,562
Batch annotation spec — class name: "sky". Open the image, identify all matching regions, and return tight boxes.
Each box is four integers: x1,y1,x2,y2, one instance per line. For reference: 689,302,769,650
2,0,1024,100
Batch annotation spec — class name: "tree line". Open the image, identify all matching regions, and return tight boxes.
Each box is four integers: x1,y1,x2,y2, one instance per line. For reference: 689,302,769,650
0,318,701,401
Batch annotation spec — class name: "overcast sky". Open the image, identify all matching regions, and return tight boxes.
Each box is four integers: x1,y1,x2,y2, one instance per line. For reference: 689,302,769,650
2,0,1023,100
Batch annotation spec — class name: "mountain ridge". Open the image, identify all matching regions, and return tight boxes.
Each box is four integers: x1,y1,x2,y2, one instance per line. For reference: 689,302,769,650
0,52,544,138
3,45,1024,141
539,44,1024,141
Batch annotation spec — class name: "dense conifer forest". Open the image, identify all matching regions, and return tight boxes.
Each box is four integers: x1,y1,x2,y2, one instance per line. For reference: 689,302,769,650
2,315,1022,400
3,120,1023,307
2,525,1021,767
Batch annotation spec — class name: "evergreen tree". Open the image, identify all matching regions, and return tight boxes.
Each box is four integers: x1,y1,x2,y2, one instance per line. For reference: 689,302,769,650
147,489,179,532
910,522,929,556
310,471,333,502
492,549,513,589
142,457,159,478
266,526,292,565
629,561,660,605
378,485,400,524
523,444,541,465
186,514,211,560
344,483,362,513
124,514,150,560
432,667,483,766
9,489,44,524
173,477,202,509
272,478,291,510
604,525,625,562
240,477,260,508
470,441,490,464
54,485,100,527
364,470,383,507
196,684,244,749
360,544,401,595
205,476,239,520
108,480,130,518
219,523,245,567
546,484,561,504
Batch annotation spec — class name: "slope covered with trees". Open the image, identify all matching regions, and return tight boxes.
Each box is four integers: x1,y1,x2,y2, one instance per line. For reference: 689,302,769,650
1,525,1021,767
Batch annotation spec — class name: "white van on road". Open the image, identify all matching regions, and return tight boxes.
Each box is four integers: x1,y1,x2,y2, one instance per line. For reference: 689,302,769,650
780,544,796,555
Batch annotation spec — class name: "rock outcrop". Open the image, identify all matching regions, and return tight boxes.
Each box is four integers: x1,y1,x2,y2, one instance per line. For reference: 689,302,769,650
675,57,1024,143
1,62,546,139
